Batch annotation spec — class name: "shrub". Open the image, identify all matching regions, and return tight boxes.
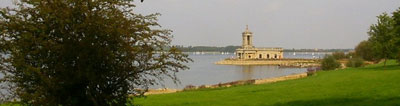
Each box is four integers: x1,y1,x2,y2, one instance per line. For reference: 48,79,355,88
398,53,400,65
346,52,357,59
355,40,377,61
346,57,365,68
332,52,346,60
321,55,341,70
183,85,197,91
199,85,208,89
307,67,317,76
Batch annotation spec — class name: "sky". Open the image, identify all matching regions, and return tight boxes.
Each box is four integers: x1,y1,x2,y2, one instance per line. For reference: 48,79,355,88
2,0,400,49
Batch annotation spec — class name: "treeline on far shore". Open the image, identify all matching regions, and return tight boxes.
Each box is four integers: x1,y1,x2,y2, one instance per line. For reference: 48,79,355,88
172,45,353,53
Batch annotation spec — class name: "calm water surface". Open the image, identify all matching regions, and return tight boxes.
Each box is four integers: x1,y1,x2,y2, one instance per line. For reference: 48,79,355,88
152,52,328,89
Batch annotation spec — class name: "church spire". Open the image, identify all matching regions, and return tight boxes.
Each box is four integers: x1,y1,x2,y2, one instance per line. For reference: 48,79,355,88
244,25,252,33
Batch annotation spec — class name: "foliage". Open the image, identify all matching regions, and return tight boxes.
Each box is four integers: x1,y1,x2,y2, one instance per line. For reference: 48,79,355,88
183,85,197,91
320,55,341,70
397,53,400,65
393,8,400,65
345,51,357,59
346,57,365,68
331,52,346,60
134,60,400,106
0,0,191,105
368,12,398,67
355,40,376,61
354,8,400,66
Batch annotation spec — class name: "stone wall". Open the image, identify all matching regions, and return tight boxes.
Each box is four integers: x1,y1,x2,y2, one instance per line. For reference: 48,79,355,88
254,73,307,84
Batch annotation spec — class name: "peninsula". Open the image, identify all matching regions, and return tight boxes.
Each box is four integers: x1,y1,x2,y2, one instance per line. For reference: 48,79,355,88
216,26,319,67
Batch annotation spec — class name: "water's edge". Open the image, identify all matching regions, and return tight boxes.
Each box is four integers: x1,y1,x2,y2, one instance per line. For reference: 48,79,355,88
145,72,308,95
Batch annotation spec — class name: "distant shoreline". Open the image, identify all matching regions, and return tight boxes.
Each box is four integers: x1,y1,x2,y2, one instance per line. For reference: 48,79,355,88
172,45,353,53
215,58,320,67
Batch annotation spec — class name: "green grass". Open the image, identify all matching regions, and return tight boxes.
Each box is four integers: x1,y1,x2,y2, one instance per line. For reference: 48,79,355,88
132,60,400,106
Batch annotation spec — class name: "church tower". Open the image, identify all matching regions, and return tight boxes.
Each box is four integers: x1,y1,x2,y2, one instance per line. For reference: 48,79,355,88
242,25,254,49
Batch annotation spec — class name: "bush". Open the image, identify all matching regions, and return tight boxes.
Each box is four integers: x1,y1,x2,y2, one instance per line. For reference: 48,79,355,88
199,85,208,89
355,40,376,61
184,85,197,91
321,55,341,70
398,53,400,65
332,52,346,60
307,67,320,76
346,57,365,68
346,52,357,59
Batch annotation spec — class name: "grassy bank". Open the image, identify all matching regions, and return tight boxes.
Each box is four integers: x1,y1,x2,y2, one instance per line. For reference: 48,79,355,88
133,60,400,106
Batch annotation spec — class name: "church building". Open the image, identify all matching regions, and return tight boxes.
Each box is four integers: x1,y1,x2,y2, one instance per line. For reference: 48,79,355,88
236,26,284,59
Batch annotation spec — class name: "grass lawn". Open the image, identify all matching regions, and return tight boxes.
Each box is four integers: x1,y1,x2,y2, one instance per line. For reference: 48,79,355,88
132,60,400,106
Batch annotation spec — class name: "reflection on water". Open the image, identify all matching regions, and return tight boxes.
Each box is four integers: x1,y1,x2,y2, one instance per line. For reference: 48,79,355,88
240,66,254,80
235,65,306,81
151,53,315,89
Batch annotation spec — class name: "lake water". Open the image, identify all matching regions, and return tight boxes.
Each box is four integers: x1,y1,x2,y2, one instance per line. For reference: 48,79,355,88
1,52,328,89
152,52,328,89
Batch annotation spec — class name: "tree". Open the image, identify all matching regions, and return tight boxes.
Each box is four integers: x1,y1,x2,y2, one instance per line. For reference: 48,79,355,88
321,55,341,70
368,13,397,67
355,40,376,61
0,0,191,105
223,46,241,53
392,8,400,64
331,52,346,60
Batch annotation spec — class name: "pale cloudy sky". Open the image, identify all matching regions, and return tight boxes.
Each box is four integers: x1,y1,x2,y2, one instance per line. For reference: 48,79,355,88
2,0,400,49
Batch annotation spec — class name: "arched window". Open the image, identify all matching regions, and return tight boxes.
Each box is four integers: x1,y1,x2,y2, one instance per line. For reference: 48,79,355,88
267,54,270,59
274,54,277,59
259,54,262,59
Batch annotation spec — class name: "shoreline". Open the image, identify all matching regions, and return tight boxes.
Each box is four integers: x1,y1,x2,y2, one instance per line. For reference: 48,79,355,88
144,72,308,95
215,58,320,67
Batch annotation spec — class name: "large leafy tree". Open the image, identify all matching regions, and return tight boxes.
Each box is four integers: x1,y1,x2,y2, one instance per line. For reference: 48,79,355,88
0,0,191,105
368,13,397,67
392,8,400,64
